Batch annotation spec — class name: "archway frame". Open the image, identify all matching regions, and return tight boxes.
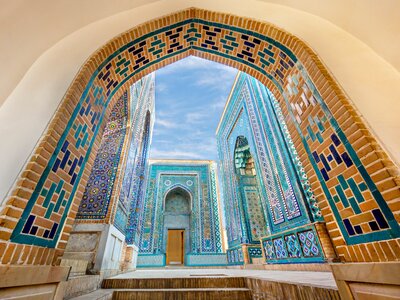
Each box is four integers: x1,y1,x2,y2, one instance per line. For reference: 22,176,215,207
163,184,193,214
2,7,399,267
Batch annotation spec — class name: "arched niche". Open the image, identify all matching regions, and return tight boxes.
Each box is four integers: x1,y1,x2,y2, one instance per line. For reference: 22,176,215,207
234,136,256,177
162,185,192,262
164,186,191,215
233,135,268,242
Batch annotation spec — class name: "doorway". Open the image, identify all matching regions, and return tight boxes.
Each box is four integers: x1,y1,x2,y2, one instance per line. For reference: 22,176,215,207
166,229,184,265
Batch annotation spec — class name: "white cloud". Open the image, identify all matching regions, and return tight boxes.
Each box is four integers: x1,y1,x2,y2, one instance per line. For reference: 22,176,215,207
151,55,237,161
156,82,168,93
155,117,179,129
185,111,209,124
150,148,204,159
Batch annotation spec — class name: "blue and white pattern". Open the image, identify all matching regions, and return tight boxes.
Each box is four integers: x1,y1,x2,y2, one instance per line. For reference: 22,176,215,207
261,224,324,263
216,73,323,263
137,160,223,267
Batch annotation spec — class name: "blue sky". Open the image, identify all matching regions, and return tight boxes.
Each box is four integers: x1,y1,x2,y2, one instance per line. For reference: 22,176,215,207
149,56,238,160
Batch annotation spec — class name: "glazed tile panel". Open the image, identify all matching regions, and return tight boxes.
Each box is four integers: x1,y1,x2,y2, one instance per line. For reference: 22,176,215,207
216,74,315,250
124,77,155,244
9,12,398,254
227,246,244,265
10,82,111,247
76,92,128,219
282,65,400,244
261,224,324,263
247,246,263,263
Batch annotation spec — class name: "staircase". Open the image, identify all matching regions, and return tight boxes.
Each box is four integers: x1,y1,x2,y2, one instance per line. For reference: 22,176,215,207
101,276,251,299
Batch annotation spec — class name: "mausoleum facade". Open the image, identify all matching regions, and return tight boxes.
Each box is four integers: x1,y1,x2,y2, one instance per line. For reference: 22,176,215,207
137,160,226,267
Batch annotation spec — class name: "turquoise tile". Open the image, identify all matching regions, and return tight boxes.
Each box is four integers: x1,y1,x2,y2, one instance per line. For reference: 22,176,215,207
335,185,349,208
337,175,349,189
348,178,365,203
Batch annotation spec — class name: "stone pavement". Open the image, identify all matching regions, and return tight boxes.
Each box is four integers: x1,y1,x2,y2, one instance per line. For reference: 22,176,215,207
111,268,337,289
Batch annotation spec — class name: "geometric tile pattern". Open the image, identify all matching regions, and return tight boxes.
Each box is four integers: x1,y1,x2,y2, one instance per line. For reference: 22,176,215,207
263,240,276,260
247,246,263,263
137,254,166,267
10,82,110,247
216,73,317,250
76,92,128,219
227,246,244,265
243,186,267,240
261,223,325,263
273,238,288,259
298,230,320,257
285,234,302,258
122,76,155,244
186,253,228,266
283,65,400,244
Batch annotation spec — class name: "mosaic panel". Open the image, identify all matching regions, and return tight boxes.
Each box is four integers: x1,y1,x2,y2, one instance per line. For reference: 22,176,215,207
118,75,155,242
298,230,320,257
247,245,263,263
282,64,400,244
273,238,288,259
261,223,325,263
227,246,244,265
216,73,315,251
243,186,267,240
10,84,115,247
165,193,190,213
285,234,301,258
263,240,276,260
76,92,128,219
137,254,165,267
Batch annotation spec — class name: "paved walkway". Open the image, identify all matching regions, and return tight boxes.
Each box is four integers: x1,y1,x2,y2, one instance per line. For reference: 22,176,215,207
111,268,337,289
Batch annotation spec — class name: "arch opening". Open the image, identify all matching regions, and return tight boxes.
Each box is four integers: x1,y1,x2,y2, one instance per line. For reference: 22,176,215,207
3,8,398,271
233,136,268,243
164,186,191,215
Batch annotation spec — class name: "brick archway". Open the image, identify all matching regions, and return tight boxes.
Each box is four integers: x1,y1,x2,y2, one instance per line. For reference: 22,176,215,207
3,7,399,267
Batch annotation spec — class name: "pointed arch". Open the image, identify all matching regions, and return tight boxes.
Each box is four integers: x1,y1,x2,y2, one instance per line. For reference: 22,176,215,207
4,7,399,265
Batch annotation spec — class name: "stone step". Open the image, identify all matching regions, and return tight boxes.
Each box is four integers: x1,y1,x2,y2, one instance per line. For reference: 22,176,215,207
102,276,247,289
112,288,252,300
64,274,101,299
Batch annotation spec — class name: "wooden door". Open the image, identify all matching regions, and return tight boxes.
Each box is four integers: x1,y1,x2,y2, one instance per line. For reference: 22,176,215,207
166,229,184,265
